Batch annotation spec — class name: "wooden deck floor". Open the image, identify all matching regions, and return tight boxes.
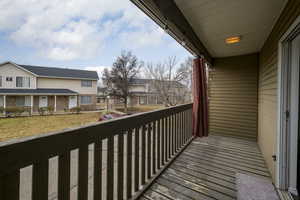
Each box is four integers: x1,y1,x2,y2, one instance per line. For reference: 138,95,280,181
139,135,271,200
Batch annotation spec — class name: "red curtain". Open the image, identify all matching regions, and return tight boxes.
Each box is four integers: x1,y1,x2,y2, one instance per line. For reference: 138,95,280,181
192,57,209,137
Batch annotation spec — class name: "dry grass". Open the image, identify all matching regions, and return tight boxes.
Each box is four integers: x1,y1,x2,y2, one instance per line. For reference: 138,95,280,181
0,112,102,142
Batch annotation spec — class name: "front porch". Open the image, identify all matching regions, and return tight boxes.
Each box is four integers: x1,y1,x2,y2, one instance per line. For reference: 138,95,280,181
0,92,79,116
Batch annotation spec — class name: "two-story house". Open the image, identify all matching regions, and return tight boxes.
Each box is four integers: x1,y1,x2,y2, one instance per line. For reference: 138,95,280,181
0,61,98,113
98,78,191,106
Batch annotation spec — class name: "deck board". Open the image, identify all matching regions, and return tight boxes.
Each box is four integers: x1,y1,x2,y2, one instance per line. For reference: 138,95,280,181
139,135,271,200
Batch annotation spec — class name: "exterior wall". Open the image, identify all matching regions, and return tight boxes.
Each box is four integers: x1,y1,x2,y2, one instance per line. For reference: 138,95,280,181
258,0,300,180
33,96,39,112
129,85,147,93
79,95,97,111
208,53,259,140
37,77,97,94
6,96,17,107
0,63,37,89
56,96,68,111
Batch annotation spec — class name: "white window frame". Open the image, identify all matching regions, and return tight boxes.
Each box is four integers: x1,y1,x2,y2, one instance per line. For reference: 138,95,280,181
277,15,300,196
80,96,92,105
16,76,30,88
81,80,92,87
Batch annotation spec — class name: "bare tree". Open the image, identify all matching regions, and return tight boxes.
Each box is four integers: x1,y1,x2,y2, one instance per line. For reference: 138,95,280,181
103,51,142,112
146,56,191,106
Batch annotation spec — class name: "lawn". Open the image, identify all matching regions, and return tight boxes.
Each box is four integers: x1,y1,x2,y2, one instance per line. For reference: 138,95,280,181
0,112,102,142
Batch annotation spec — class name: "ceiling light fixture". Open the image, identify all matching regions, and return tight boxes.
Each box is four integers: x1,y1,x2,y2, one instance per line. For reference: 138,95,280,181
226,36,241,44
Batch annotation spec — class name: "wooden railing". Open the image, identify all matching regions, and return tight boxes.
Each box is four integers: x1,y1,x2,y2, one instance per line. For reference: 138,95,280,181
0,103,193,200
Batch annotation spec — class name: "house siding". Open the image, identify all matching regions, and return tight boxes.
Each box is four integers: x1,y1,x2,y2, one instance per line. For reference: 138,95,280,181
258,0,300,180
208,53,259,140
0,63,37,89
37,77,97,94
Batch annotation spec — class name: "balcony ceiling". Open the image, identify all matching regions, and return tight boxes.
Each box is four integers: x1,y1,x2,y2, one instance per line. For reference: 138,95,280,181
174,0,287,58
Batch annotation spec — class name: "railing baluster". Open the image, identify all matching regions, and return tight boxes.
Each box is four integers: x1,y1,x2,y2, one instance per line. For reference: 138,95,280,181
161,118,165,165
32,159,49,200
127,129,133,198
147,123,152,179
134,127,140,192
164,117,168,163
118,133,124,200
141,125,146,185
107,136,114,200
175,113,178,151
157,119,161,169
172,114,176,155
94,139,102,200
0,170,20,200
168,116,171,159
152,121,156,174
58,152,70,200
78,145,88,200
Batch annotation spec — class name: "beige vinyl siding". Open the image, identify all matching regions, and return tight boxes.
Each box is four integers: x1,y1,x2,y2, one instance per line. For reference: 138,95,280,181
208,53,259,140
258,0,300,180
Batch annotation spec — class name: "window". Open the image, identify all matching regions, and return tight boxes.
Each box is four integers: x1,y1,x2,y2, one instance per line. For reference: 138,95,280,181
80,96,92,105
6,77,13,81
16,77,30,88
16,96,25,107
0,76,2,87
81,80,92,87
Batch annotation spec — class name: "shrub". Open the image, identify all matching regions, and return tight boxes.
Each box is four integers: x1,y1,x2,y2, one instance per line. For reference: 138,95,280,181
47,106,54,115
38,107,48,116
5,106,25,117
70,106,81,114
0,107,4,113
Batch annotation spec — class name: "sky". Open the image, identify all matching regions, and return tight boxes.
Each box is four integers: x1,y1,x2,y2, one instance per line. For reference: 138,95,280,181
0,0,191,77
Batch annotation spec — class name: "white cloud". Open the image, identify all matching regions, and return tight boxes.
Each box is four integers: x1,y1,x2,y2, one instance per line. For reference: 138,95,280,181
0,0,167,61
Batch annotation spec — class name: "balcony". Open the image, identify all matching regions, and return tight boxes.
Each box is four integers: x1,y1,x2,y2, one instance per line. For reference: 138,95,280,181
0,103,275,200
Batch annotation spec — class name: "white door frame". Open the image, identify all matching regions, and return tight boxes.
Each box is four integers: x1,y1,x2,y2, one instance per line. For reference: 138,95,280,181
68,96,77,109
277,15,300,195
39,96,48,108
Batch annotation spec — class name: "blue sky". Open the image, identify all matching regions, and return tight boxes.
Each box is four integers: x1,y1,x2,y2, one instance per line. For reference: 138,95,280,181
0,0,191,75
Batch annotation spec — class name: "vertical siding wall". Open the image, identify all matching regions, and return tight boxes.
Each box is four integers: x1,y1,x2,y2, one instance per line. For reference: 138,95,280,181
208,54,259,140
258,0,300,180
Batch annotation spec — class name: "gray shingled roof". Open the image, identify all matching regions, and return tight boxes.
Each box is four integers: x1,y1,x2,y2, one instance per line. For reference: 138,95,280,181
0,88,77,94
19,65,99,80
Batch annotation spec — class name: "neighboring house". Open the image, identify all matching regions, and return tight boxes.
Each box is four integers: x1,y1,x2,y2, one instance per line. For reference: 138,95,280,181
0,61,99,113
98,78,191,106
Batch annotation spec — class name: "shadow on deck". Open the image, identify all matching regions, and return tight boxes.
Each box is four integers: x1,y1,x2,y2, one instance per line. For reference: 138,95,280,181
140,135,272,200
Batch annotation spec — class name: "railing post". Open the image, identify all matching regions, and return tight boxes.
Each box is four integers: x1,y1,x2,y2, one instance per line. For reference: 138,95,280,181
152,121,156,175
32,159,49,200
94,139,102,200
134,127,140,192
157,119,161,170
118,133,124,200
127,129,133,199
141,125,146,185
107,136,114,200
58,152,71,200
78,145,88,200
147,124,152,179
0,170,20,200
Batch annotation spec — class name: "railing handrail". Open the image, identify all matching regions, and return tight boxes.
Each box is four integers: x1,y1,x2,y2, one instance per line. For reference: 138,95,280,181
0,103,192,175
